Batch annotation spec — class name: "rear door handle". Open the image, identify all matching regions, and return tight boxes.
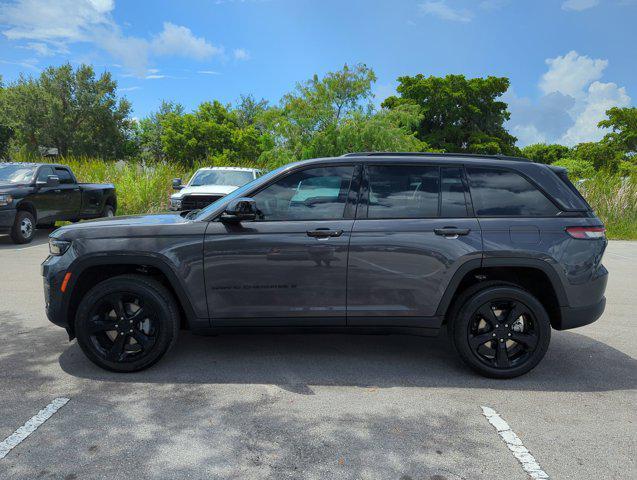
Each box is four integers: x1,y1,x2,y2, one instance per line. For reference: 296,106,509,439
434,227,471,238
307,228,344,238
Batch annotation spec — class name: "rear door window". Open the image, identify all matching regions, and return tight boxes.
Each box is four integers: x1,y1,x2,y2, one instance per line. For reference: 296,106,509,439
367,165,439,218
467,167,559,216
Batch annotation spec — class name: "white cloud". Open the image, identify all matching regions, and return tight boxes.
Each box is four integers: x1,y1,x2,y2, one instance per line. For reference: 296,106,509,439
560,81,630,145
540,50,607,98
21,41,68,56
118,85,141,92
198,70,221,75
479,0,509,10
507,51,632,147
152,22,223,60
418,1,472,22
0,0,226,76
232,48,250,61
562,0,599,11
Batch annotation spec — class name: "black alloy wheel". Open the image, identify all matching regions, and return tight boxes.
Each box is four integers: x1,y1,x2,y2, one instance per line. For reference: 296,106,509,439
75,275,179,372
87,292,159,363
468,299,539,369
449,282,551,378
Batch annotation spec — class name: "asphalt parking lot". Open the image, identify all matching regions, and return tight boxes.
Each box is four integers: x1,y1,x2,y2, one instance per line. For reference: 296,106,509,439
0,230,635,480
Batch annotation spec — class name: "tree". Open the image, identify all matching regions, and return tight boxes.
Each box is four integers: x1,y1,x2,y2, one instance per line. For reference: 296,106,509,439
520,143,570,164
234,94,269,129
160,100,263,165
568,142,624,172
598,106,637,153
382,74,518,155
138,100,184,161
0,63,131,157
552,158,596,179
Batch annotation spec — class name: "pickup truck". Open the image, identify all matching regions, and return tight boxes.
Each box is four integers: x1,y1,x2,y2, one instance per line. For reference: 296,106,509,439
0,162,117,244
169,167,262,211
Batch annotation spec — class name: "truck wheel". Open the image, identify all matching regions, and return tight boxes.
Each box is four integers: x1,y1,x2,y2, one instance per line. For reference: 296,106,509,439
102,204,115,218
75,275,180,372
10,210,36,244
448,282,551,379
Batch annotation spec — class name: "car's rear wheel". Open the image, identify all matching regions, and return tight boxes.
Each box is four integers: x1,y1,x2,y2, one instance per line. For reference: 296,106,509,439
449,282,551,378
75,275,179,372
10,210,36,244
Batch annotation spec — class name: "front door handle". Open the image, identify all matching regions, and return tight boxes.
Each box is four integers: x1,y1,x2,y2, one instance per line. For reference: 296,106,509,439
307,228,344,239
434,227,471,238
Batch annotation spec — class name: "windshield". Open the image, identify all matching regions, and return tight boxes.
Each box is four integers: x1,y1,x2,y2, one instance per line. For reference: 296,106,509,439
0,164,36,184
190,170,255,187
192,165,285,221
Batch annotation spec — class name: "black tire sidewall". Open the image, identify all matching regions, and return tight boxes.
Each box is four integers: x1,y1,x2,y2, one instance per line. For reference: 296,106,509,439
75,276,179,372
103,205,115,218
451,286,551,379
11,210,35,244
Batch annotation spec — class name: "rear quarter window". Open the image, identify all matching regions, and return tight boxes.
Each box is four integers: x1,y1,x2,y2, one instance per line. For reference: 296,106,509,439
467,167,559,217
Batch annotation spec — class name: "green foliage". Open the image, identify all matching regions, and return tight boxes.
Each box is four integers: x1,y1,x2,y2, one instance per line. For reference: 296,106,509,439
159,100,263,166
0,63,131,157
568,141,624,172
599,106,637,153
552,158,596,179
138,101,184,162
382,74,518,155
520,143,570,164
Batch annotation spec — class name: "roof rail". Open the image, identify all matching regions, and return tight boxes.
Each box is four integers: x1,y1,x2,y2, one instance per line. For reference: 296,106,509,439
340,152,531,162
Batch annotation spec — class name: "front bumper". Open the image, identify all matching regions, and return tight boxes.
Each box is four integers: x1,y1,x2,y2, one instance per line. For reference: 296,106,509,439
42,252,74,334
0,208,17,230
556,296,606,330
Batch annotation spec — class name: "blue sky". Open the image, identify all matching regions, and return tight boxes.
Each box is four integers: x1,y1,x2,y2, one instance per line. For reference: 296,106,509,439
0,0,635,146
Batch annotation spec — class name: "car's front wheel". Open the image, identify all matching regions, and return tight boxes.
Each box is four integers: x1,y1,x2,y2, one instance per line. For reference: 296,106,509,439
449,282,551,379
10,210,36,244
75,275,179,372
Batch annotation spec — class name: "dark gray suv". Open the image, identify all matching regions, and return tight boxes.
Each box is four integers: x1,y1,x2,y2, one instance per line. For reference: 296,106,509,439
42,153,608,378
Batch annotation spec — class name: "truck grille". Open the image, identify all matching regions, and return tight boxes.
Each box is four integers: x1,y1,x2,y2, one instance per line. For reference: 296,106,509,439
181,195,223,210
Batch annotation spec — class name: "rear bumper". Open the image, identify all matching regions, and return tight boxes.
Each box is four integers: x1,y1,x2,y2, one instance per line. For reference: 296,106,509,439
0,208,17,230
556,296,606,330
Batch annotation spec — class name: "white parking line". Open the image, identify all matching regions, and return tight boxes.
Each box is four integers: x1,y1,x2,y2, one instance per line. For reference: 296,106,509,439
481,406,549,480
0,397,70,459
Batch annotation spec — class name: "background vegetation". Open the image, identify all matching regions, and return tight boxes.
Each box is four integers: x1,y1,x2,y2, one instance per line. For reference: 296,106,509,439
0,63,635,238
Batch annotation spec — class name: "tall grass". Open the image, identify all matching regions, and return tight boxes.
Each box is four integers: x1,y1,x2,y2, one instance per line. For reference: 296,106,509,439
579,173,637,240
7,154,637,239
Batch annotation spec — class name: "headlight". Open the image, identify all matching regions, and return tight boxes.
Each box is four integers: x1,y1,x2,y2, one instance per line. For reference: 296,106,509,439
170,198,182,209
0,194,13,207
49,239,71,256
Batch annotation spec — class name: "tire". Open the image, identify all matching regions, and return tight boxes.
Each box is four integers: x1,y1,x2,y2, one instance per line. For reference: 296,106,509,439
448,282,551,379
102,204,115,218
75,275,180,372
10,210,36,244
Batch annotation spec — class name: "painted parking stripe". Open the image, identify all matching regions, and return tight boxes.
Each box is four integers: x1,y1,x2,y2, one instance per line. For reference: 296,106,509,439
481,406,549,480
0,397,69,459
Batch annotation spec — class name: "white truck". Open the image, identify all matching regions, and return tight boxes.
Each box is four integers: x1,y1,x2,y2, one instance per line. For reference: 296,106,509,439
170,167,262,211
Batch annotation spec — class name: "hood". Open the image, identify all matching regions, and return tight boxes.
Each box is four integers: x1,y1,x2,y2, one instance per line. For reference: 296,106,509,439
51,213,191,240
171,184,238,198
0,182,29,192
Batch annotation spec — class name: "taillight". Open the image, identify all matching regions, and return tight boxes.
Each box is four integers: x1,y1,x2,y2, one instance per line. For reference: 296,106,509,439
566,226,606,239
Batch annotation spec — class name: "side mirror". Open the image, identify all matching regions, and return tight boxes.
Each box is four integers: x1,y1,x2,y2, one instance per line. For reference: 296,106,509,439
222,197,257,222
172,178,183,190
36,175,60,187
